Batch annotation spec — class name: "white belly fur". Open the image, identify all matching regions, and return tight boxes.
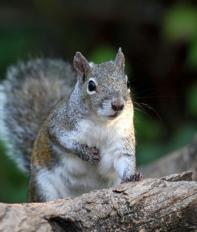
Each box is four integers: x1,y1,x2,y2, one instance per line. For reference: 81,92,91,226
67,112,132,189
37,111,133,200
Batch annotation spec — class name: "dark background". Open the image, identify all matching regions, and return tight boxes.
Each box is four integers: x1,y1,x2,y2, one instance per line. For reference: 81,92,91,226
0,0,196,202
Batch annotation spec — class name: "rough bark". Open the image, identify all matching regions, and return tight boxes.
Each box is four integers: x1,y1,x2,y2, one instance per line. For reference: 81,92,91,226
141,142,197,180
0,172,196,232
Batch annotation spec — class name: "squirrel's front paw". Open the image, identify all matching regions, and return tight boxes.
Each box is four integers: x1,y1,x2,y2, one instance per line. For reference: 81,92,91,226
80,144,100,165
121,172,143,183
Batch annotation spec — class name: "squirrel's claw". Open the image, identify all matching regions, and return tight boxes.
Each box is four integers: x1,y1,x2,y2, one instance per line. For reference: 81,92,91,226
121,172,143,183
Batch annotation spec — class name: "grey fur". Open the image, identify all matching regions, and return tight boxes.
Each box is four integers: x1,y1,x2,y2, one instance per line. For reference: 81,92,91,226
46,58,131,168
0,58,76,172
0,51,137,202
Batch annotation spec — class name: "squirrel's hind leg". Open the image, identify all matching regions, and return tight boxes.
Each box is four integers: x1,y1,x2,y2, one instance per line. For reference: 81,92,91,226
29,169,69,202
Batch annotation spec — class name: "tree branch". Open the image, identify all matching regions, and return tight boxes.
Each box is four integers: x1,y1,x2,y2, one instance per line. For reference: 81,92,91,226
0,172,196,231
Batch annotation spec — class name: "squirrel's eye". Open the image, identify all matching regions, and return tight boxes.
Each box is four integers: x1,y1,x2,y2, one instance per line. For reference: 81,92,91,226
88,80,97,92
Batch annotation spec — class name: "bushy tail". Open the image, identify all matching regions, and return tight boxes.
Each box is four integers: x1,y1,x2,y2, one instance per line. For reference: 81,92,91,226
0,58,76,173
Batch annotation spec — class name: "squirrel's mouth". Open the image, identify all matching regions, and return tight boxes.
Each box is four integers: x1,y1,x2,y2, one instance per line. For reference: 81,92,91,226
108,112,118,119
107,111,121,119
96,111,121,121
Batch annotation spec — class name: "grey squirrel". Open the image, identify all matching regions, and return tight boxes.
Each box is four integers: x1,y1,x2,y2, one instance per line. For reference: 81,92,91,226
0,48,140,202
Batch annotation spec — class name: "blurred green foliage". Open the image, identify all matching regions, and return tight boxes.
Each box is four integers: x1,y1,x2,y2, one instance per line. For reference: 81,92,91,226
0,142,28,202
163,5,197,41
187,85,197,116
89,46,116,63
188,39,197,69
163,4,197,69
0,1,196,202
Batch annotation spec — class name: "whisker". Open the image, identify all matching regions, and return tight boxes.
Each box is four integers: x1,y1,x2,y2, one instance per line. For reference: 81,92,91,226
135,95,183,100
134,101,162,122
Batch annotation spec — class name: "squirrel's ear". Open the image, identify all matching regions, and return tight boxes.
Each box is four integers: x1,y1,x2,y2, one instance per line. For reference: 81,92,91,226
73,52,90,79
115,48,125,72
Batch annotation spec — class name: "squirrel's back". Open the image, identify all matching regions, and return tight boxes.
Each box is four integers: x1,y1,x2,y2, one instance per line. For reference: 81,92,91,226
0,58,76,172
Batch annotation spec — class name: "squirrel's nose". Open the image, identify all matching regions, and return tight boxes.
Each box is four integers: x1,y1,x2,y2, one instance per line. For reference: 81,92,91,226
111,101,124,112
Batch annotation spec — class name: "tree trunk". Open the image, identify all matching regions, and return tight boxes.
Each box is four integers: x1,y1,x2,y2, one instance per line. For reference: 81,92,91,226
0,172,196,232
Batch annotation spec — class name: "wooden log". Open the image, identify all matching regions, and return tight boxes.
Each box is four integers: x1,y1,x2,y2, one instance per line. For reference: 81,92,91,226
0,172,196,231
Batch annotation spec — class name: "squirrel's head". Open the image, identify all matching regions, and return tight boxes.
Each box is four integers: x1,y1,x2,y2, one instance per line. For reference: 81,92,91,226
73,48,132,120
